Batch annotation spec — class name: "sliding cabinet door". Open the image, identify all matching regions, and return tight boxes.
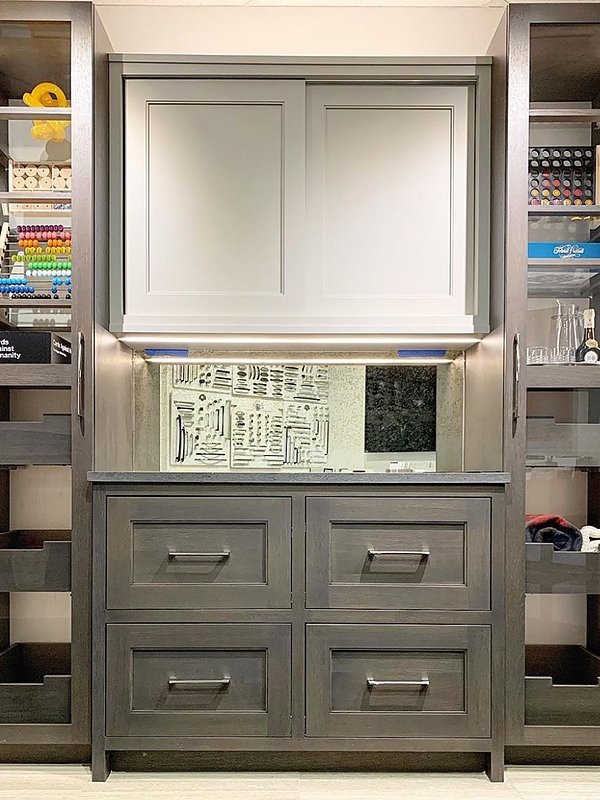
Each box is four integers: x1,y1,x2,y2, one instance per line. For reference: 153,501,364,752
123,79,305,332
306,83,480,332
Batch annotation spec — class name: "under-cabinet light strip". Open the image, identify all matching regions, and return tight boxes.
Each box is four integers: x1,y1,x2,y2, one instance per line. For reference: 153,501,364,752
145,355,454,365
120,335,481,347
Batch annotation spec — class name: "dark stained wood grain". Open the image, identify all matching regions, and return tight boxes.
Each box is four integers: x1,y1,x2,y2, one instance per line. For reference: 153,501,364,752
0,414,71,465
306,496,491,611
0,643,70,724
305,624,491,739
106,496,292,610
0,530,70,592
106,624,292,738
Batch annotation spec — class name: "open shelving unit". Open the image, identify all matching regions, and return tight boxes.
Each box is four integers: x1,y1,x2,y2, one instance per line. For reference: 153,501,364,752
506,3,600,755
0,2,101,756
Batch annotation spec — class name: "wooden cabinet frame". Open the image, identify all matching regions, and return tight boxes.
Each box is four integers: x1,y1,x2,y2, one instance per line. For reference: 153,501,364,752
503,3,600,753
91,480,506,781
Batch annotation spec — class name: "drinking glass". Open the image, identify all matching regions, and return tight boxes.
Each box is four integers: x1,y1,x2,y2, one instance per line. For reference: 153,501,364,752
527,346,549,365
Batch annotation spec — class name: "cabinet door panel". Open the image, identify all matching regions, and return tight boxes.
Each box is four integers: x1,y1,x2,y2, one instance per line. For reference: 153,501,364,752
106,496,291,609
124,79,305,329
306,624,491,738
306,496,491,610
306,84,475,329
106,624,291,737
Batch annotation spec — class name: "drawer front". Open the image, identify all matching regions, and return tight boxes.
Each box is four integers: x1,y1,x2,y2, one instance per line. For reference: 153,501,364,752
106,624,291,737
306,625,490,738
306,497,491,610
106,497,291,609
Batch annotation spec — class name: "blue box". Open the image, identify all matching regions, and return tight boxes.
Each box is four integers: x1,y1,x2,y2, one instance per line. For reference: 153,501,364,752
528,242,600,260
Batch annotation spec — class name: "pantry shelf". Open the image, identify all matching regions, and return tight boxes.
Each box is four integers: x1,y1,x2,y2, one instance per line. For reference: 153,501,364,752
0,192,71,205
0,107,71,121
525,645,600,726
0,364,71,388
526,543,600,594
528,205,600,216
0,413,71,466
527,417,600,467
0,530,71,592
0,299,71,309
0,643,70,725
527,365,600,389
528,259,600,268
529,108,600,123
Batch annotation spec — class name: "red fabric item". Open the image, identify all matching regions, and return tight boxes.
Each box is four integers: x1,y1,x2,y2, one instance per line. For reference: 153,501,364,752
526,514,574,529
525,513,582,551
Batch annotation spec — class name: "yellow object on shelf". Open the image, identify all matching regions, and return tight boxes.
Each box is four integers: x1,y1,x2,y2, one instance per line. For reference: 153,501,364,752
22,83,70,143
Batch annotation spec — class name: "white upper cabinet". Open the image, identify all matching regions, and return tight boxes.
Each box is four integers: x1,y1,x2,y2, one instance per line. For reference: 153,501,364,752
306,84,478,331
121,79,306,331
111,60,490,334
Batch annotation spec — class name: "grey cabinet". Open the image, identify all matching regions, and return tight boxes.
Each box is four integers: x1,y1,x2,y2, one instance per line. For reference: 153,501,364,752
306,497,491,610
305,624,491,738
106,496,292,609
110,58,490,335
92,480,505,782
106,624,292,737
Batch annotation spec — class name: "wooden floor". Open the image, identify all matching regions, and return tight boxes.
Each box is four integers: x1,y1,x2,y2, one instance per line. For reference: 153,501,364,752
0,766,599,799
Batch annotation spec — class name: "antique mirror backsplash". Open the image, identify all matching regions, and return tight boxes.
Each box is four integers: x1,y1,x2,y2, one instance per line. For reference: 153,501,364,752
133,358,465,473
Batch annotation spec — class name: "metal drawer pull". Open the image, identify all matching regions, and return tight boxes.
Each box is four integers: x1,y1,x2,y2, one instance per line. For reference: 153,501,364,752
168,551,230,560
367,549,430,558
367,679,430,689
168,677,231,689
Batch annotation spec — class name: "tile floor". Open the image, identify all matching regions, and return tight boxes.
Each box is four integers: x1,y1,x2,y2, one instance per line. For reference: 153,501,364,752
0,766,599,800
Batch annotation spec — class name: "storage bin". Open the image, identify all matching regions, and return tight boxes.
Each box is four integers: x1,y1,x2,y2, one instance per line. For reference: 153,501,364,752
526,543,600,594
0,414,70,465
526,644,600,726
0,643,70,724
0,530,70,591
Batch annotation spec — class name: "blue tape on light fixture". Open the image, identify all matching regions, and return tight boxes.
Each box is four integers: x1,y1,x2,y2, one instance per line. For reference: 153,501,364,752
144,349,190,358
397,350,447,358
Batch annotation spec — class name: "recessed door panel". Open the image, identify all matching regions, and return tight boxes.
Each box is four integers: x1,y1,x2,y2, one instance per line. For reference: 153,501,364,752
124,79,305,327
306,84,474,323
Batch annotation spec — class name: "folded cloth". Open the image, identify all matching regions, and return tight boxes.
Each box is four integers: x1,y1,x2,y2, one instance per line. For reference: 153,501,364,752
526,514,582,551
581,525,600,553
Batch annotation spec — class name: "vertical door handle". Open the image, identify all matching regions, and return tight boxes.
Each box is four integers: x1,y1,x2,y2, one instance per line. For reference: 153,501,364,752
77,331,85,423
512,332,521,425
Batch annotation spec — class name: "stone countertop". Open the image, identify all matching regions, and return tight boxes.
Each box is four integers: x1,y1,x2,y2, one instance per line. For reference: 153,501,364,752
88,471,510,484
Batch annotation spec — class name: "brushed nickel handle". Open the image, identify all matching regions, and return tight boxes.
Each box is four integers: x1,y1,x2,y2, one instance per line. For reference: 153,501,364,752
168,551,230,560
512,332,521,425
367,678,430,689
76,331,84,422
368,549,430,558
168,677,231,689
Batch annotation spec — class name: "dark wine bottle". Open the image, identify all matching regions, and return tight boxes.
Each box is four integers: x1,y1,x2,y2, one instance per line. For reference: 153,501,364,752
576,308,600,364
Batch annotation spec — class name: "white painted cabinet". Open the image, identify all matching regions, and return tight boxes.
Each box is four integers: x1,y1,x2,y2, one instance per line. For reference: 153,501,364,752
121,79,306,331
306,84,482,332
112,62,490,334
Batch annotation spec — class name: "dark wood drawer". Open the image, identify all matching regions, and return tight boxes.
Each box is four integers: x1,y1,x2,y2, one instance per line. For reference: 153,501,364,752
106,497,291,609
106,624,291,737
306,624,491,738
306,497,491,610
